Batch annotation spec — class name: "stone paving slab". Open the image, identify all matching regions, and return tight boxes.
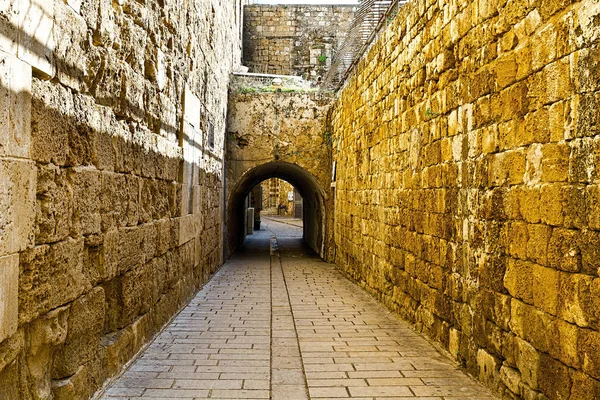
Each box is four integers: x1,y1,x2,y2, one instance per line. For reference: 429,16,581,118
100,220,498,400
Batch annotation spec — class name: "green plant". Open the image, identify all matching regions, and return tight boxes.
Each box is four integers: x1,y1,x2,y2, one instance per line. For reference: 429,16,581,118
318,54,327,63
425,108,439,118
386,11,397,25
323,131,333,146
238,87,258,94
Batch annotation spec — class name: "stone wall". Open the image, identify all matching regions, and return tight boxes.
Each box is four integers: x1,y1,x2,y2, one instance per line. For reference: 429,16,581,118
226,88,334,258
331,0,600,398
243,5,355,80
0,0,245,397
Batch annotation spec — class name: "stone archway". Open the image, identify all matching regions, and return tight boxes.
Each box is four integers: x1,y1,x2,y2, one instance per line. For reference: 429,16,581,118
226,161,326,257
226,90,334,259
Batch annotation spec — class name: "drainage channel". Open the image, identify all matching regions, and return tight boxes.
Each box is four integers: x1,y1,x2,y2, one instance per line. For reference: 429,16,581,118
269,233,310,400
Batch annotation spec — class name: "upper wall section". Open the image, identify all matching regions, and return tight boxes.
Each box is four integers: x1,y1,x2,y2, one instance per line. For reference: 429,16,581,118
0,0,246,398
243,5,355,80
226,85,335,257
332,0,600,398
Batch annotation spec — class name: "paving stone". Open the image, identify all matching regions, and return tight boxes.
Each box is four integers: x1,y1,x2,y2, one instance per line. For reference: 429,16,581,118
272,385,309,400
309,386,350,398
141,388,209,398
101,223,497,400
349,385,414,397
103,387,144,397
209,389,270,398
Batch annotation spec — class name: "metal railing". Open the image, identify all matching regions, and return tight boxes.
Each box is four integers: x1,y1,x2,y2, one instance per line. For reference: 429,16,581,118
321,0,409,91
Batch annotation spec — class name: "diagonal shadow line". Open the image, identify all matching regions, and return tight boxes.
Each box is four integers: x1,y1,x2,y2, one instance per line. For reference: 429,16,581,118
0,14,225,144
1,74,222,190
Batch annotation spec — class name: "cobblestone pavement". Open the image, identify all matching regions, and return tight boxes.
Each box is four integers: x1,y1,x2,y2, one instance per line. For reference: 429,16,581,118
101,220,497,400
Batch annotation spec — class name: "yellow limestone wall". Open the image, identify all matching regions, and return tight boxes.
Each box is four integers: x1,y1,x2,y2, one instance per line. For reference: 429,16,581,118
331,0,600,398
0,0,245,398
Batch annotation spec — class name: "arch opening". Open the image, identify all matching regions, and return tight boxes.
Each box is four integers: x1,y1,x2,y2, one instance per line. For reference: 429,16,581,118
227,161,326,258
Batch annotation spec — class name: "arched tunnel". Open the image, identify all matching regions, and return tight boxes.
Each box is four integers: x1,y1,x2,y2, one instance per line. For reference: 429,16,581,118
226,161,326,258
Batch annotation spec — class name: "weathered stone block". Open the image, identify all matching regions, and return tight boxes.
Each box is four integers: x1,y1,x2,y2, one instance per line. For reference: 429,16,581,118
0,327,24,373
578,230,600,276
102,225,156,279
140,179,171,223
155,218,173,256
102,313,151,376
120,65,144,121
184,85,201,129
103,258,158,332
558,273,593,328
514,336,540,390
19,239,88,324
35,164,73,244
0,359,22,399
537,353,572,400
100,172,140,230
579,329,600,380
570,370,600,400
587,185,600,230
504,257,534,304
541,142,569,182
479,289,511,332
547,318,580,369
178,213,202,246
476,348,501,388
93,52,123,110
575,1,600,47
0,254,18,343
117,18,146,75
0,159,36,257
70,167,102,236
53,0,87,91
17,0,55,77
0,0,19,56
159,93,178,143
499,365,521,395
52,351,107,400
0,50,31,159
192,184,202,215
93,0,116,46
510,299,554,353
26,306,69,400
526,224,551,266
532,264,559,314
31,79,75,165
547,228,581,272
577,45,600,94
52,287,105,379
575,93,600,139
540,184,564,227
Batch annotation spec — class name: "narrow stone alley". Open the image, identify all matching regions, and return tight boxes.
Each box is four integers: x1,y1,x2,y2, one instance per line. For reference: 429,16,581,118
101,220,497,400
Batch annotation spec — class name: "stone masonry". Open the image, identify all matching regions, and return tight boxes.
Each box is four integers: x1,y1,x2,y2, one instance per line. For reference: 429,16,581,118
2,0,600,399
0,0,246,398
226,88,335,259
331,0,600,399
243,5,356,80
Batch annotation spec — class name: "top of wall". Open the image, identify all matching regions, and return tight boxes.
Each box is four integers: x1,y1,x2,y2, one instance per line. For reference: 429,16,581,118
243,3,356,79
245,4,357,8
